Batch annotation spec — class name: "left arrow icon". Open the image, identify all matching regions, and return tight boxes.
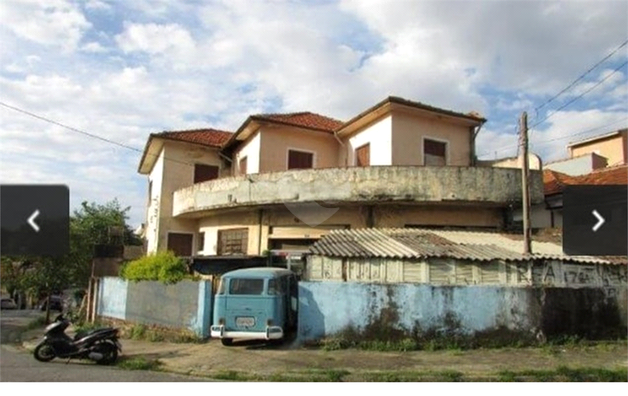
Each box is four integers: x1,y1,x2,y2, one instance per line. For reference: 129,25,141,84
28,209,40,232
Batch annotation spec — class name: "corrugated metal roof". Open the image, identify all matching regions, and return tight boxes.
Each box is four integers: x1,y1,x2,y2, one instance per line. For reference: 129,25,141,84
309,228,625,265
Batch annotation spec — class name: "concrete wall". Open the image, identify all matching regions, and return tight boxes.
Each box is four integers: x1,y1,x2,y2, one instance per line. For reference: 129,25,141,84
96,277,213,337
173,166,544,216
391,110,471,166
97,277,128,320
545,153,606,176
260,125,340,171
297,281,627,341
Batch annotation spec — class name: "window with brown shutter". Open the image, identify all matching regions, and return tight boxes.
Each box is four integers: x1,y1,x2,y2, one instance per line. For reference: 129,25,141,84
194,164,219,184
355,143,370,167
423,139,447,166
167,233,193,257
288,150,314,169
217,228,248,255
239,157,247,175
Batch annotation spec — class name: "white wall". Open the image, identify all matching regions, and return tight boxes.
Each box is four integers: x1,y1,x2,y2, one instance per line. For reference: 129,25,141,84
235,132,261,174
146,148,165,253
345,115,392,166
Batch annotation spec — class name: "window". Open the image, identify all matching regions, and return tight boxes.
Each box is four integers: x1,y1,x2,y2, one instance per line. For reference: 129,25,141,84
288,149,314,170
423,139,447,166
194,164,219,183
267,278,286,295
229,278,264,295
355,143,370,167
197,232,205,252
217,228,248,255
167,233,193,257
239,157,247,175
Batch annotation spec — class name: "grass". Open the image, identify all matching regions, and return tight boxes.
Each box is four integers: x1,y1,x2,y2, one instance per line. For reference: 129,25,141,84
25,316,47,330
116,356,162,371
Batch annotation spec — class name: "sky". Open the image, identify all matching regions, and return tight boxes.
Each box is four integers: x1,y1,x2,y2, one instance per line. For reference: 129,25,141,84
1,0,627,228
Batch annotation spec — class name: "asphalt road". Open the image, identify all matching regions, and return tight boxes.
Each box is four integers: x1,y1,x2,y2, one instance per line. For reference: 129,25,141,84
0,310,208,382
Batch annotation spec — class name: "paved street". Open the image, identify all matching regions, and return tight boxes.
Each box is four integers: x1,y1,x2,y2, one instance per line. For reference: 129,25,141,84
0,310,207,382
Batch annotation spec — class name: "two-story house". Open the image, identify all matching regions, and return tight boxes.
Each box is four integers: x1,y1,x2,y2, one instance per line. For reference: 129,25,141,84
138,96,543,261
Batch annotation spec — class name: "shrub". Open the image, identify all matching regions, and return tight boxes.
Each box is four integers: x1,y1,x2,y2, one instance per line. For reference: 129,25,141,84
120,251,191,284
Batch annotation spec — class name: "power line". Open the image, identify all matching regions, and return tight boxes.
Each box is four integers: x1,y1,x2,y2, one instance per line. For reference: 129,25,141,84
534,39,628,114
530,60,628,129
477,118,628,158
0,100,196,169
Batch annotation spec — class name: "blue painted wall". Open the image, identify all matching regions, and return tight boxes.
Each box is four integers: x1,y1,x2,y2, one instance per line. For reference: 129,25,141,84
97,277,128,320
97,277,213,337
297,282,538,340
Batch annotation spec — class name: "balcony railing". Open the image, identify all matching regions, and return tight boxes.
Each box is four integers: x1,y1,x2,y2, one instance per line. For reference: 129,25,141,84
172,166,543,217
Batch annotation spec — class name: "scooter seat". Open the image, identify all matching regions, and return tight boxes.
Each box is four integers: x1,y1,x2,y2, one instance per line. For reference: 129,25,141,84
74,327,116,340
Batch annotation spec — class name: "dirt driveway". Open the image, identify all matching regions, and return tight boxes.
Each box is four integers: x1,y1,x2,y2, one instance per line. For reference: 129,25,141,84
118,338,628,381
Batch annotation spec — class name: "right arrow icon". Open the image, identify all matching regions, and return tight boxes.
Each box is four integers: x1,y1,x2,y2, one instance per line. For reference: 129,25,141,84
592,210,605,232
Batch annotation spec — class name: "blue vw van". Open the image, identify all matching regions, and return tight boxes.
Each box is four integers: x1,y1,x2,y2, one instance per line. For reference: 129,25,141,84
210,267,298,346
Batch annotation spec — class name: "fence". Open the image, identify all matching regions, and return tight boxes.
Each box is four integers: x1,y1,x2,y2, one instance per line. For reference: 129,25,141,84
96,277,626,341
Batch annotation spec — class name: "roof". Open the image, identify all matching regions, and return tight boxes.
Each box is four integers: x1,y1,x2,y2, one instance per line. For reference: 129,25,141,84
543,165,627,196
309,228,624,265
337,96,486,136
567,128,627,148
221,267,294,278
138,128,233,173
571,164,627,185
152,128,233,148
543,169,578,195
251,112,344,133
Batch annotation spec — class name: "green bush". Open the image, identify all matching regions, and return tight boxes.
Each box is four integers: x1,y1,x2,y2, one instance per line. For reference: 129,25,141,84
120,251,190,284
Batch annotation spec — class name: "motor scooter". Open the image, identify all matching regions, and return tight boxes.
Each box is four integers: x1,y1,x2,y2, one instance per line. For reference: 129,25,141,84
33,314,121,365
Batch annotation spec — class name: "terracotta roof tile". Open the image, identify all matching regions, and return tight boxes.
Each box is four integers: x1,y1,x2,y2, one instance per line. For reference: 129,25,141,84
543,165,627,195
543,169,578,195
253,112,344,132
571,164,627,186
154,128,233,148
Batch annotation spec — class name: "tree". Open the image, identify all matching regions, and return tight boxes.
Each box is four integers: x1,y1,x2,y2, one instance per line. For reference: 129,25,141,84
4,199,142,321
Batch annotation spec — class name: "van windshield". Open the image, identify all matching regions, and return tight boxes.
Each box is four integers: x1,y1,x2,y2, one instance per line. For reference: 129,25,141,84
229,278,264,295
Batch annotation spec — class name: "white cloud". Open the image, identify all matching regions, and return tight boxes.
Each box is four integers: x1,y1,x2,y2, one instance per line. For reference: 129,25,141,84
1,0,627,227
0,0,91,52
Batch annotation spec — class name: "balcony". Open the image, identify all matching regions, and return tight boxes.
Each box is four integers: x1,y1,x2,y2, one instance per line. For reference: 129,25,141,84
172,166,544,217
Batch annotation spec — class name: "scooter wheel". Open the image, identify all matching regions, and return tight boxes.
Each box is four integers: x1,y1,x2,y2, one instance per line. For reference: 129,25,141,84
95,341,118,365
34,343,56,362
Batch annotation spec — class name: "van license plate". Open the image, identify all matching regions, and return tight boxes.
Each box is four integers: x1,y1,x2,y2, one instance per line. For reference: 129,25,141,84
236,317,255,327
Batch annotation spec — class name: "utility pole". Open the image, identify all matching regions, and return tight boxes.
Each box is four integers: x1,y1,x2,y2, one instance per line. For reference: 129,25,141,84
519,112,532,255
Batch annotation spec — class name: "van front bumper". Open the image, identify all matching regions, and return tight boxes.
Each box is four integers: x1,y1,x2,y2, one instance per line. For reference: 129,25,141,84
210,325,284,340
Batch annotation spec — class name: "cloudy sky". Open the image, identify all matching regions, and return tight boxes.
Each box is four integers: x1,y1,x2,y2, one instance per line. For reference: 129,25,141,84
1,0,627,227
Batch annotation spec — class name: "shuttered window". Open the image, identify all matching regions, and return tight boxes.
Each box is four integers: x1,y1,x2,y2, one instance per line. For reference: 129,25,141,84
355,143,370,167
194,164,219,184
239,157,247,175
167,233,193,257
217,228,248,255
288,150,314,169
424,139,447,166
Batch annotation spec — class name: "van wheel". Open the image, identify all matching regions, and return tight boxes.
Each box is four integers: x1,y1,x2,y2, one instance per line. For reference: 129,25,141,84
221,338,233,346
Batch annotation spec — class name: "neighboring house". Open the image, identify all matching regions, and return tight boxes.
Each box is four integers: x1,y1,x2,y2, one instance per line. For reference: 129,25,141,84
520,165,628,229
567,128,627,167
137,96,544,269
546,128,628,176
